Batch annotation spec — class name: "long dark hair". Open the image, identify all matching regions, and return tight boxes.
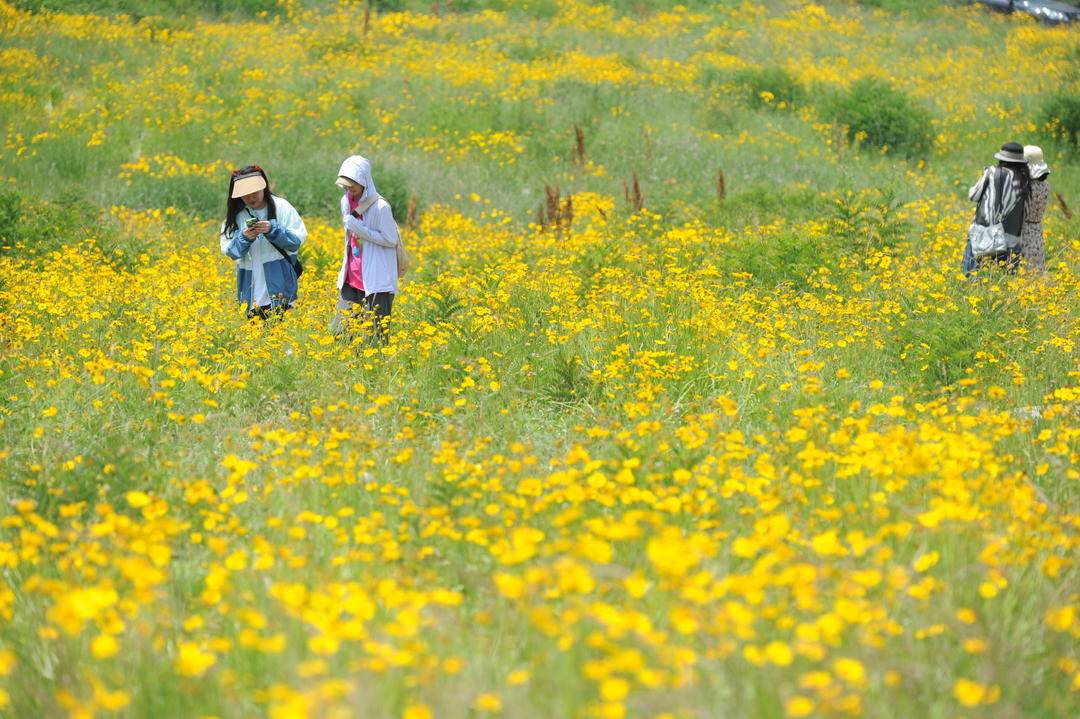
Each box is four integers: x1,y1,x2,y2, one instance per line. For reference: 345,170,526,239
224,165,277,234
998,160,1031,199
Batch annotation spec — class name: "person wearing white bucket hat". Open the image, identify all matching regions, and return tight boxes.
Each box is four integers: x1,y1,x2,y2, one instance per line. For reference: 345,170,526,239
220,165,308,319
1020,145,1050,272
962,142,1030,276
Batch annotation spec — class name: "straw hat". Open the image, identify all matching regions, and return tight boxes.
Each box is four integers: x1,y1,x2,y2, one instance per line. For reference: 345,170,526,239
1024,145,1050,179
231,171,267,198
993,141,1025,163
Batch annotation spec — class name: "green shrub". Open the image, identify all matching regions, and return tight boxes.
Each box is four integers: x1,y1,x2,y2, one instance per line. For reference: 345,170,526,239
821,78,934,156
707,186,834,226
0,188,153,268
479,0,559,20
857,0,942,14
829,189,910,252
0,190,69,257
733,67,803,110
375,164,410,223
0,189,92,258
893,287,1037,390
719,228,843,291
1041,93,1080,150
0,190,22,252
11,0,279,17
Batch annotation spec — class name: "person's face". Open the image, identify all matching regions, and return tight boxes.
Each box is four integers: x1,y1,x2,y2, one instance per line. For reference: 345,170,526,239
347,184,365,202
242,188,266,209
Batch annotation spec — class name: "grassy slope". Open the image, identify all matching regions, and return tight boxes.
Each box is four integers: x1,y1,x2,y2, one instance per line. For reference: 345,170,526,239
0,1,1078,718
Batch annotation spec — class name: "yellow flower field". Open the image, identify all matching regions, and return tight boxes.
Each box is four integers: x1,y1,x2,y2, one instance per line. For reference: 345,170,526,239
0,0,1078,717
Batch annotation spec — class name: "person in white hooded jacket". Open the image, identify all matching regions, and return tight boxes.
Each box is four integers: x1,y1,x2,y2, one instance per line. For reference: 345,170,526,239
332,155,400,341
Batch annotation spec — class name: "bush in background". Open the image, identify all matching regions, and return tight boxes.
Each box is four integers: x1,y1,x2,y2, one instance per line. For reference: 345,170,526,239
821,77,934,156
0,187,146,266
366,163,410,224
1041,93,1080,151
857,0,941,14
12,0,279,16
733,67,803,110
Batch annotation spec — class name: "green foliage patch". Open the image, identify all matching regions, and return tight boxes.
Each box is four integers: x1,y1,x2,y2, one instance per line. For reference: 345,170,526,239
732,67,804,110
11,0,279,18
820,77,934,156
1042,92,1080,151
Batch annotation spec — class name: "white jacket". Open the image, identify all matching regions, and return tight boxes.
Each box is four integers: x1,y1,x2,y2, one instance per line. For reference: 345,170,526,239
335,155,399,295
220,195,307,309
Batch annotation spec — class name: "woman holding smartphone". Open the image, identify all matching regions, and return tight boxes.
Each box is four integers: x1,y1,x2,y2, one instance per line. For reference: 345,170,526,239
331,154,400,342
220,165,307,319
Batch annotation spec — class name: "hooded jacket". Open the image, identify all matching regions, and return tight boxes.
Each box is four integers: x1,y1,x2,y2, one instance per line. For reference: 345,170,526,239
336,155,399,295
220,195,307,310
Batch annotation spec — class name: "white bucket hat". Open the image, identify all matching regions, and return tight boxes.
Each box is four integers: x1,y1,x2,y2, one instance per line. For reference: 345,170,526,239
231,171,267,198
1024,145,1050,179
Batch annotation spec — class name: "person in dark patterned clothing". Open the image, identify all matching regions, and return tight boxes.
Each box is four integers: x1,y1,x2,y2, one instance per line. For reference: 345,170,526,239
1021,145,1050,272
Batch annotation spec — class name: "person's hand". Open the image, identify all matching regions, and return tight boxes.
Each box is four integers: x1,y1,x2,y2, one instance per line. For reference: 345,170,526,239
242,224,259,240
252,220,271,235
344,215,367,238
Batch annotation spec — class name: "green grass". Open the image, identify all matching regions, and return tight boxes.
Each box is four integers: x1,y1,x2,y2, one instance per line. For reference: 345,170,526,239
0,2,1078,717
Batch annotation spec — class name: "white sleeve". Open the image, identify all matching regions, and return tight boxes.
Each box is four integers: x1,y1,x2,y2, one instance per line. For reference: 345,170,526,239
364,202,399,248
968,168,991,202
279,200,307,245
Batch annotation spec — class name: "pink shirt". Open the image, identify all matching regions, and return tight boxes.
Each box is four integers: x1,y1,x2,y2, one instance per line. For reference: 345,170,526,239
346,195,364,291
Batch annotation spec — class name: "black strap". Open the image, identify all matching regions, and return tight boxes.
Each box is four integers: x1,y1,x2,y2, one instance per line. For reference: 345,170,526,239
245,207,292,262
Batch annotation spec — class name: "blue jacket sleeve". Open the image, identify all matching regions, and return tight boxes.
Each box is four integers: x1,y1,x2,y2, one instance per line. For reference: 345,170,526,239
221,227,253,260
266,220,303,253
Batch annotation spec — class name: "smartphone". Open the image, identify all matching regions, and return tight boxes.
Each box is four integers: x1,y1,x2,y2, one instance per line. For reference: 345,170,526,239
245,217,258,228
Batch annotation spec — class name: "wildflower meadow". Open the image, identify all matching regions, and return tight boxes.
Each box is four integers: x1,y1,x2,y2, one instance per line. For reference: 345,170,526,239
0,0,1078,717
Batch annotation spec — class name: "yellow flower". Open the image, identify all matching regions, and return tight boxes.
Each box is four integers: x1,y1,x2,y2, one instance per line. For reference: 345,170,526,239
93,684,130,711
91,634,119,659
646,529,705,577
811,531,847,557
832,657,866,687
622,572,649,598
473,693,502,713
765,641,794,667
963,638,988,654
507,669,530,685
785,696,815,718
600,678,629,702
1045,605,1076,632
124,491,151,508
953,678,997,707
403,705,433,719
175,642,216,677
914,551,939,572
955,608,977,625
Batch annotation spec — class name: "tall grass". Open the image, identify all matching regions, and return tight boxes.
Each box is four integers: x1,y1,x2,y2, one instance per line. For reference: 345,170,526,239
0,2,1077,718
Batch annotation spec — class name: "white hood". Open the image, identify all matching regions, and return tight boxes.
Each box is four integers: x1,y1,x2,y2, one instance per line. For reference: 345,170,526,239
337,155,378,203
